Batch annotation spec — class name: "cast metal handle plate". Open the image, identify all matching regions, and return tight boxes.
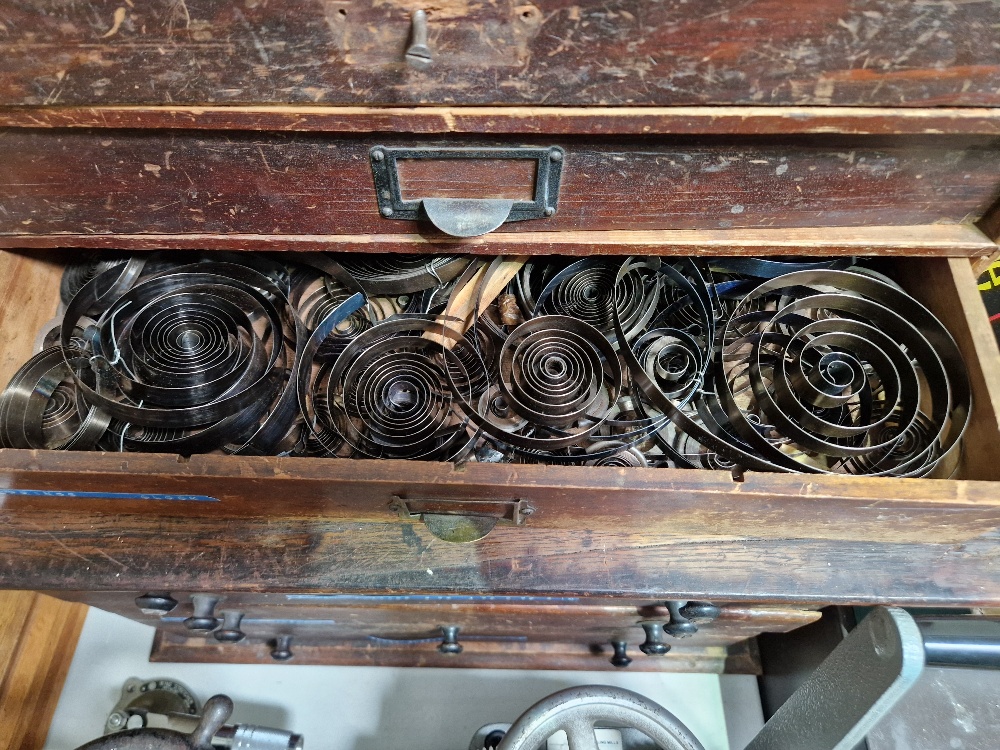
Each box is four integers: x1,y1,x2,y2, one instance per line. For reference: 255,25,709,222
390,495,534,543
370,146,564,237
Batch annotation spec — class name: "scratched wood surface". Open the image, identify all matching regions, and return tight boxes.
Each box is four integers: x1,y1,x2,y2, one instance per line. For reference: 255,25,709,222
150,630,762,673
0,591,87,750
2,131,1000,241
1,0,999,107
2,509,998,605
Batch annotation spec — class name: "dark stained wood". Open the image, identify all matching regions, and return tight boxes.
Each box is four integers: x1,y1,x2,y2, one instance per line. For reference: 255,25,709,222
5,106,1000,136
1,1,999,107
7,509,1000,606
2,131,1000,242
397,157,538,201
2,448,1000,543
150,629,762,673
2,226,996,258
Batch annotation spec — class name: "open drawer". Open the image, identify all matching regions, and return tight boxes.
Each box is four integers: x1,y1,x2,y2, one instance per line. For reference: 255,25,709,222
0,250,998,609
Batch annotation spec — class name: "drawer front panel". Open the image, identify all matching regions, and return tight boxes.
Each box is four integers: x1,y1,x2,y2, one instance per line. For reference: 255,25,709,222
1,1,998,107
2,131,1000,243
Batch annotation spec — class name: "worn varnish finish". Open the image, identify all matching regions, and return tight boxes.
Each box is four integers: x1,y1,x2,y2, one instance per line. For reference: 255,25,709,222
9,513,1000,605
150,631,761,673
2,131,1000,242
1,0,999,107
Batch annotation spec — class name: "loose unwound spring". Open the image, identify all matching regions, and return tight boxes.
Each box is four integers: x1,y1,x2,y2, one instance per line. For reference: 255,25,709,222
0,252,970,477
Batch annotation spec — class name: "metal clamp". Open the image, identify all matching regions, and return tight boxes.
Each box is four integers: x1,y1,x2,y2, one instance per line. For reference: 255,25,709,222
370,146,564,237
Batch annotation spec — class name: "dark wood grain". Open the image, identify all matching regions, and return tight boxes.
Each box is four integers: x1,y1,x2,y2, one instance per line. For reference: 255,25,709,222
3,508,996,605
2,131,1000,241
150,630,762,673
1,0,999,107
5,106,1000,136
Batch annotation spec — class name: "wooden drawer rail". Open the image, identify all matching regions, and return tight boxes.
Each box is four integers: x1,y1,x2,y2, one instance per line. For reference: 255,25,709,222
0,253,996,607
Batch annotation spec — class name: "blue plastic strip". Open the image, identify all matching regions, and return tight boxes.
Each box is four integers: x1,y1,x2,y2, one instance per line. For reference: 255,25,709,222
0,489,219,502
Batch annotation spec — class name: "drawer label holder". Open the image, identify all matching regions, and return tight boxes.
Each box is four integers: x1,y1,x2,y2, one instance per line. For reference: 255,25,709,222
390,494,533,543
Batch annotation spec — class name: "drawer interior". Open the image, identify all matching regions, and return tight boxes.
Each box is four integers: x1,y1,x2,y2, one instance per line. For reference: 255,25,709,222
1,249,997,478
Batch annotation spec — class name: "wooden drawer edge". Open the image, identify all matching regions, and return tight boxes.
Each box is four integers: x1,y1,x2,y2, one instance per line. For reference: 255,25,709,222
0,225,995,258
4,105,1000,136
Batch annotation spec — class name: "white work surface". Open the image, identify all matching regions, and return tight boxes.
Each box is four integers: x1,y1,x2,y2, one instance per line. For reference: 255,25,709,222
45,607,763,750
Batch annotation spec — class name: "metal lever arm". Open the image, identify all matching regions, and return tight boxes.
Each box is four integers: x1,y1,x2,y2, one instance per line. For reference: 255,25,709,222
746,607,925,750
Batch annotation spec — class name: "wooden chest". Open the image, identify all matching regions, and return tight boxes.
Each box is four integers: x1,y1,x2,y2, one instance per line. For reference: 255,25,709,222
1,0,999,673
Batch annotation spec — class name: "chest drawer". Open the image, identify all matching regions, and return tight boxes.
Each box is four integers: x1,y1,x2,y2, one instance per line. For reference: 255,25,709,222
0,250,998,610
1,128,999,260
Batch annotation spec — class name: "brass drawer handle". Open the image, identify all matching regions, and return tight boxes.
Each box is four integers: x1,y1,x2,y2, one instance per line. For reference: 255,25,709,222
390,495,534,543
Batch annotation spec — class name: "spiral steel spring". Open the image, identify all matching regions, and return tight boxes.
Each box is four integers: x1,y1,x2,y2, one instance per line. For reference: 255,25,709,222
0,252,971,477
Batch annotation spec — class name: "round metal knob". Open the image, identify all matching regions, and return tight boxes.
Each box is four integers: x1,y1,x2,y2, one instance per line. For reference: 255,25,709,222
271,635,294,661
439,625,463,655
639,622,671,656
134,593,177,613
610,640,632,668
680,601,721,624
183,594,221,632
214,611,246,643
663,601,698,638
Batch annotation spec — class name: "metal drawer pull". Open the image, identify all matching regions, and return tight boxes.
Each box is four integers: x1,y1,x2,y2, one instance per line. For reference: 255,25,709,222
663,600,721,638
370,146,564,237
214,611,246,643
134,593,177,614
439,625,463,655
405,10,432,69
183,594,221,632
610,640,632,668
390,495,534,543
270,635,294,661
639,622,671,656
